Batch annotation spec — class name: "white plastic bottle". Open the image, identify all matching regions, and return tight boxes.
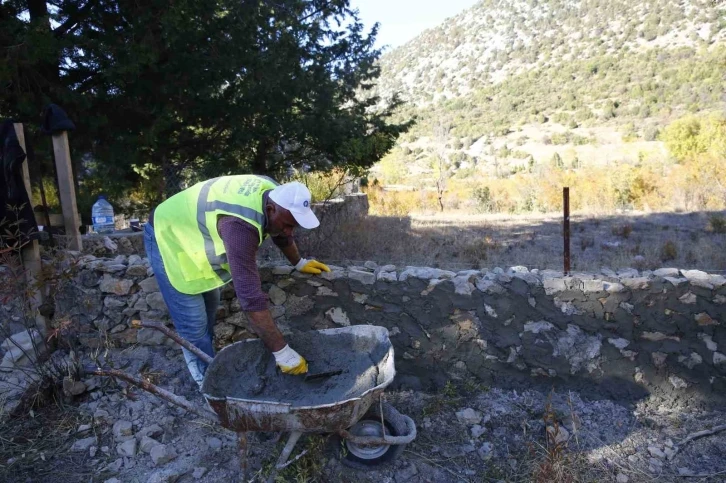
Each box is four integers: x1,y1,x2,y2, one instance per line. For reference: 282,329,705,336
91,195,115,234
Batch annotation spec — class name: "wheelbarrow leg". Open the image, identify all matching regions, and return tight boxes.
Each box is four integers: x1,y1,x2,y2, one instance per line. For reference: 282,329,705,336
265,431,302,483
238,432,248,482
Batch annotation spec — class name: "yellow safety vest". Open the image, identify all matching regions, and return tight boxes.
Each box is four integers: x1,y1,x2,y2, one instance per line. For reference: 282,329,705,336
153,175,278,294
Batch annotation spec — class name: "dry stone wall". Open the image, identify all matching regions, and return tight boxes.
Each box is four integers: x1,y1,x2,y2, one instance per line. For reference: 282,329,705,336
49,253,726,406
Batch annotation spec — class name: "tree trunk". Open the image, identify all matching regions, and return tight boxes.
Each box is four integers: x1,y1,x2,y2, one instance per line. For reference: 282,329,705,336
252,138,273,176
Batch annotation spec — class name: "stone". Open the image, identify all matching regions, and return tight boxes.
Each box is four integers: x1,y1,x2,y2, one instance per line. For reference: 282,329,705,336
477,442,493,460
150,444,177,466
268,285,287,305
471,424,486,438
207,437,223,451
272,266,294,275
679,292,698,304
543,278,567,295
284,295,314,317
484,304,498,318
395,463,418,482
678,352,702,369
352,293,368,304
377,271,397,282
136,424,164,440
669,376,689,389
139,277,160,293
137,327,167,345
363,261,378,270
682,269,712,287
399,266,456,281
621,277,649,289
695,312,719,326
145,293,168,311
617,268,639,277
320,269,345,281
452,275,476,295
147,468,184,483
546,425,570,445
99,274,133,295
113,420,133,441
213,323,235,340
316,286,337,297
651,352,667,368
139,436,160,454
72,436,98,452
125,265,148,277
455,408,482,425
192,467,207,479
94,409,110,424
475,278,505,294
348,269,376,285
523,321,554,334
648,446,666,459
0,329,44,371
616,473,629,483
653,268,679,277
553,325,602,374
608,338,630,350
641,332,679,342
714,352,726,365
699,333,718,351
582,279,605,293
325,307,350,326
63,378,87,396
117,439,137,457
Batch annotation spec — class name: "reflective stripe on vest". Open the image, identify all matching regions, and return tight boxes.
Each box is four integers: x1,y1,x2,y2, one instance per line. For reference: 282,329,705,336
196,178,269,281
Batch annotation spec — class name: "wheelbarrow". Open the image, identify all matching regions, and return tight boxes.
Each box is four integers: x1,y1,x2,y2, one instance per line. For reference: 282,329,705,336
84,321,417,482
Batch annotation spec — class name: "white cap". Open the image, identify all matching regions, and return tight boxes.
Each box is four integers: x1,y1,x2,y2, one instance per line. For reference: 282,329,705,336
268,181,320,229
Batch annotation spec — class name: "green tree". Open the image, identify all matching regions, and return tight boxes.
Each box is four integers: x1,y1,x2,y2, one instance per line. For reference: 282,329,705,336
0,0,411,204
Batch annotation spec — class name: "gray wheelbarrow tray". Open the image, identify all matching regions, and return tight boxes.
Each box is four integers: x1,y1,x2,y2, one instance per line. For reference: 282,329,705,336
85,321,417,482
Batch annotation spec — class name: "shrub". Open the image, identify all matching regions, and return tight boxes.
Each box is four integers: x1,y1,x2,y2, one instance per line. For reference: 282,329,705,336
612,224,633,238
660,240,678,261
709,214,726,233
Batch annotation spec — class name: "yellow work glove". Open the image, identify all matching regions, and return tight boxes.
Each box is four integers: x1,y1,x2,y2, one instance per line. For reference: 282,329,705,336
294,258,331,275
272,345,308,375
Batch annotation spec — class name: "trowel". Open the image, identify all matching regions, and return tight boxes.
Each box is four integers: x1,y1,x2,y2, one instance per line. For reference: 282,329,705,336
304,360,342,382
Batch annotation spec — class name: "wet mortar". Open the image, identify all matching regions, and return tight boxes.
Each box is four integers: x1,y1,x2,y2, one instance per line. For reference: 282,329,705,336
202,331,391,406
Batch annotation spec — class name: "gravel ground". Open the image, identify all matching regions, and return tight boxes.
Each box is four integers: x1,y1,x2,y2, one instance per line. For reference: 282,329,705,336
3,345,725,483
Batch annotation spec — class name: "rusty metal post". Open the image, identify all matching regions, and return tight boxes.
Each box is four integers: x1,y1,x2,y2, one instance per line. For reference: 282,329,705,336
563,187,571,275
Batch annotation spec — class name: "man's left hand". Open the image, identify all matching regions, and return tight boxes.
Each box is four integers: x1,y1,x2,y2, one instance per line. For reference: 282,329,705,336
295,258,331,275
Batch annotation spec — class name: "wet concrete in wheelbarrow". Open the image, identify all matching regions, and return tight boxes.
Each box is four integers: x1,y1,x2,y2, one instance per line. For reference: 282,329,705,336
202,331,390,406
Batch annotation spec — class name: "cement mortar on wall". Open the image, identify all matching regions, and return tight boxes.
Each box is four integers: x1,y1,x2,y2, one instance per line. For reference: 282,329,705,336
10,252,725,407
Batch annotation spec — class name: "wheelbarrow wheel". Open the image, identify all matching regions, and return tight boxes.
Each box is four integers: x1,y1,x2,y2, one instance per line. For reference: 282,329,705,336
331,401,408,469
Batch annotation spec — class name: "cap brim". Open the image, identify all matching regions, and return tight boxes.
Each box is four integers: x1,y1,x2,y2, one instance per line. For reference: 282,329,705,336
291,209,320,229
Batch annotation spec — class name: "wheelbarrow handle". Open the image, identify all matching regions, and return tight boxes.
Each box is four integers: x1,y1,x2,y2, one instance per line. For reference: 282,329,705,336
338,413,417,446
83,365,220,425
131,320,214,365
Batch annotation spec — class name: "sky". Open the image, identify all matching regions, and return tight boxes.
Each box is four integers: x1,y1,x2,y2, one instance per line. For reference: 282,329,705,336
350,0,480,52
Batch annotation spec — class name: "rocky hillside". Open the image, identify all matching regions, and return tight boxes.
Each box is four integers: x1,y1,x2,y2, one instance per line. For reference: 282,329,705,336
369,0,726,191
377,0,726,105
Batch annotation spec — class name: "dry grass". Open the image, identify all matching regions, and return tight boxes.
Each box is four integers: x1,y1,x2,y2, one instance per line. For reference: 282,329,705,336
284,209,726,273
0,405,101,483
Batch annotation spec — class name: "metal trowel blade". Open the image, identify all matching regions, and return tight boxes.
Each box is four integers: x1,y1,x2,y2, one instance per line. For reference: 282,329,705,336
304,368,342,382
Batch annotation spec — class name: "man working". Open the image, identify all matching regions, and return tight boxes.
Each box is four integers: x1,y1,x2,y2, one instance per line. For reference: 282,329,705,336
144,174,330,387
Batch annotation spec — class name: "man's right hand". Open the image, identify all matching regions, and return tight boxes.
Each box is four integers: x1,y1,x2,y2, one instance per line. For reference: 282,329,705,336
272,344,309,375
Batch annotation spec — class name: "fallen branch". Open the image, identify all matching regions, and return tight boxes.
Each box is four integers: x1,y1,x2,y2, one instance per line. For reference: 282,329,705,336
678,469,726,478
674,424,726,456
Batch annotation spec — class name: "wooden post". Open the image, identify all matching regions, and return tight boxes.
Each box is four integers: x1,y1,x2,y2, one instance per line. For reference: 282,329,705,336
13,123,47,335
51,131,82,251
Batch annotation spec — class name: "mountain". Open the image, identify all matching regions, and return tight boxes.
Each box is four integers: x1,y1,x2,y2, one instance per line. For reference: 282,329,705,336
370,0,726,184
